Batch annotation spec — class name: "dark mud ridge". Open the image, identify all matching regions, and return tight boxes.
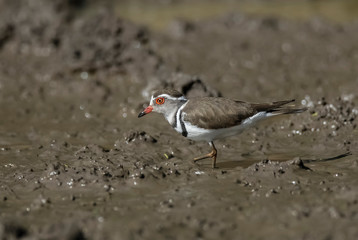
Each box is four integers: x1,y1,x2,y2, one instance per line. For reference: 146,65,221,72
0,1,358,239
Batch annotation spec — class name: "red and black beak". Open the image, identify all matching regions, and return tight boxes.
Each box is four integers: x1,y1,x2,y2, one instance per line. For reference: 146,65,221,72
138,105,153,118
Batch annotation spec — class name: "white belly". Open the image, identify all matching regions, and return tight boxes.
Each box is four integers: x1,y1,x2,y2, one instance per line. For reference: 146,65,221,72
182,121,245,141
181,112,269,142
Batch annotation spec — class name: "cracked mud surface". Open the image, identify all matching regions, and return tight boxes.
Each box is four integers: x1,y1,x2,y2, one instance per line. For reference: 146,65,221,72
0,1,358,239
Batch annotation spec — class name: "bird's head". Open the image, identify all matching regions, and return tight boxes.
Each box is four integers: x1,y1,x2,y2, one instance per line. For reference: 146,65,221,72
138,89,187,118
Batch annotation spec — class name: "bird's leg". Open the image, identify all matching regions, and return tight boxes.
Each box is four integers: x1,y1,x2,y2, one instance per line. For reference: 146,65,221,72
193,141,218,168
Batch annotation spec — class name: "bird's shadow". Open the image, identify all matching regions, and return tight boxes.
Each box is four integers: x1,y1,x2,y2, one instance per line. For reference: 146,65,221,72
216,160,254,169
213,151,352,169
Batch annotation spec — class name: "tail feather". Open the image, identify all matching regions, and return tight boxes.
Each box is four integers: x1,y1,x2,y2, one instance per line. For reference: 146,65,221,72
252,99,307,116
272,99,295,106
267,107,307,115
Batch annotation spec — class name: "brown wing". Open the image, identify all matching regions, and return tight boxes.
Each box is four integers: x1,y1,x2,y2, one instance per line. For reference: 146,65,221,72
183,97,258,129
183,98,299,129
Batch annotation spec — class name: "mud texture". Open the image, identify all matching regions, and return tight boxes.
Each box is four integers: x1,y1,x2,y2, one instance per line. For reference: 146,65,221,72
1,1,358,240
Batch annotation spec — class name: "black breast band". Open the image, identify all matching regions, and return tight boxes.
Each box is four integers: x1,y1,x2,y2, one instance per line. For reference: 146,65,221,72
179,110,188,137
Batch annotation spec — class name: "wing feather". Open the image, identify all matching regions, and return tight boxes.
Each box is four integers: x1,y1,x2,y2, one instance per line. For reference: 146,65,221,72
183,97,257,129
183,98,301,129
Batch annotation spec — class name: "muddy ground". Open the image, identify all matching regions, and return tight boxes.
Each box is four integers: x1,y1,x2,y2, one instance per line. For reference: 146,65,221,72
1,0,358,239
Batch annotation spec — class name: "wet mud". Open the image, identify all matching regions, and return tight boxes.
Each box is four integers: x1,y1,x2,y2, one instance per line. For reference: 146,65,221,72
0,1,358,239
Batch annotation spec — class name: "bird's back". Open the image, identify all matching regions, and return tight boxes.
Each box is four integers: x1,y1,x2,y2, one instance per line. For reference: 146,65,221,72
182,97,302,130
182,97,257,129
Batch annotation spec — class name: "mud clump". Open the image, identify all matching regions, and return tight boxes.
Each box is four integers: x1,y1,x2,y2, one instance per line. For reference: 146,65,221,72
36,221,86,240
0,222,28,239
0,24,14,49
124,130,157,144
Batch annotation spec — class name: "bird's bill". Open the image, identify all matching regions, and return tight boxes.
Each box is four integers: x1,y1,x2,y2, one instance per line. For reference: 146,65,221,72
138,105,153,118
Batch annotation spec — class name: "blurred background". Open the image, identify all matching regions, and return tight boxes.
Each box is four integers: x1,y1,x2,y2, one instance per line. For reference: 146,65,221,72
1,0,358,239
115,0,358,30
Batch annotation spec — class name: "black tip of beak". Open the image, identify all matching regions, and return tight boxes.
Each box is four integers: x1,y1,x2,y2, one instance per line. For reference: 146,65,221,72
138,112,146,118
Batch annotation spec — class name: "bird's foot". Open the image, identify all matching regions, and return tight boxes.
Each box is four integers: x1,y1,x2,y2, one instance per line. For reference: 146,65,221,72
193,150,217,168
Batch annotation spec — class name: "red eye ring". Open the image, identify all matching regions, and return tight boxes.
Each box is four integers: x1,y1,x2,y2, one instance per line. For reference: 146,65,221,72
155,97,165,105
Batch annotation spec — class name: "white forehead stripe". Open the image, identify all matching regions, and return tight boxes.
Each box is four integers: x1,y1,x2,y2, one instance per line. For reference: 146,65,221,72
155,94,187,101
150,95,155,105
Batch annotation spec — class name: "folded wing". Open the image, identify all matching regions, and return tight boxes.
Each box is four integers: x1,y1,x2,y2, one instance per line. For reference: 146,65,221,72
183,98,304,129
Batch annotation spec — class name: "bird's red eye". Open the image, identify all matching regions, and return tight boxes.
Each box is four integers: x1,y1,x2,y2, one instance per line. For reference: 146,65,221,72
155,97,165,105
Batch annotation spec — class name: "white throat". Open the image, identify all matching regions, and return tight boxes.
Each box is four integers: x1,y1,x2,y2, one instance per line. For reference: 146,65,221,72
164,107,178,125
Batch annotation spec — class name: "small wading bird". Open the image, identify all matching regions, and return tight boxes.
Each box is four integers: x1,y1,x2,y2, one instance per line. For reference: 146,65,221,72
138,89,306,168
